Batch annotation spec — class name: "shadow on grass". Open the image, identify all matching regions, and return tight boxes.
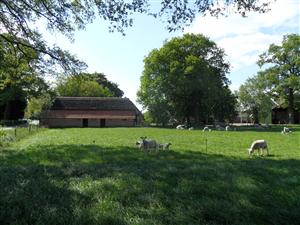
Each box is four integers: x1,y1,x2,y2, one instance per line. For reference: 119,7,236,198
1,144,300,225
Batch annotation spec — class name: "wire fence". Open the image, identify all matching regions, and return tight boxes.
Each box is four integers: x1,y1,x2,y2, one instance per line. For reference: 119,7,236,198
0,124,43,147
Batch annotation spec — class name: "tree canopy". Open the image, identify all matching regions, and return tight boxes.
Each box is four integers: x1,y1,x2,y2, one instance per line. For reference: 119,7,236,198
257,34,300,124
79,72,124,97
0,34,49,120
236,73,273,124
1,0,272,74
56,73,123,97
137,33,236,126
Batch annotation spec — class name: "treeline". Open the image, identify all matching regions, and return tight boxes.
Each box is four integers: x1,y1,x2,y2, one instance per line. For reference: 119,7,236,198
138,33,300,126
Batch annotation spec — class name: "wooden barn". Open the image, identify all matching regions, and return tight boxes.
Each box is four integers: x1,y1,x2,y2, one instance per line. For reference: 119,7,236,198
41,97,143,128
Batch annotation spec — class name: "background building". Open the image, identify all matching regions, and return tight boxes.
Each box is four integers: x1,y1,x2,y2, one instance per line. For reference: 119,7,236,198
41,97,143,128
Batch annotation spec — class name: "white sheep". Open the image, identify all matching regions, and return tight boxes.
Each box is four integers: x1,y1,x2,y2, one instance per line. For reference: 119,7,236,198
225,125,230,131
138,136,158,152
282,127,292,134
248,140,269,156
202,126,209,132
176,124,186,130
188,127,194,130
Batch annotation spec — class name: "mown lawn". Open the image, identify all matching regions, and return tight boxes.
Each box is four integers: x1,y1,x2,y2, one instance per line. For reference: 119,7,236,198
0,127,299,225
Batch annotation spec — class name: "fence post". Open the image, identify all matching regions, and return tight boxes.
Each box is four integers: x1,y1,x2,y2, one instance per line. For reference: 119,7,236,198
15,128,17,138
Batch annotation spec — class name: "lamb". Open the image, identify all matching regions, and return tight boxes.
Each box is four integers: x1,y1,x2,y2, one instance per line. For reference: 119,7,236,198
248,140,269,156
158,142,172,150
202,126,209,132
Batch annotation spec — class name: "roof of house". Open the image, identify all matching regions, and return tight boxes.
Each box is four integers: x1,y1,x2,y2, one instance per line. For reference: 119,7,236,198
51,97,141,112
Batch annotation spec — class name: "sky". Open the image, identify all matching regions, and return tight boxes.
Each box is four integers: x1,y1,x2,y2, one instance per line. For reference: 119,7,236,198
42,0,300,110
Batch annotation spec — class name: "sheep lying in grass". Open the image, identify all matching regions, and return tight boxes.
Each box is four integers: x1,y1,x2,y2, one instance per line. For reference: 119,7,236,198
248,140,269,156
281,127,292,134
136,136,158,152
176,125,186,130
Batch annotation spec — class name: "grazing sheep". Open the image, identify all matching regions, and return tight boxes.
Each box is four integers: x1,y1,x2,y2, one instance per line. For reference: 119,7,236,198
248,140,269,156
282,127,292,134
158,142,172,150
225,125,230,131
203,126,209,132
176,124,186,130
139,136,158,152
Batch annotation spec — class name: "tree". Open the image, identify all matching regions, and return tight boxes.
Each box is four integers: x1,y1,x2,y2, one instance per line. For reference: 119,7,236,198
0,0,271,74
0,34,49,120
137,34,236,126
258,34,300,124
25,92,55,119
80,72,124,97
56,75,114,97
237,73,273,124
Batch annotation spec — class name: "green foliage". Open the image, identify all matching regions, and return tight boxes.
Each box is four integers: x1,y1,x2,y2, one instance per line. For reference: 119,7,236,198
237,73,273,124
56,75,114,97
0,34,50,120
138,34,236,125
25,93,55,119
80,72,124,97
0,1,271,74
257,34,300,123
0,127,300,224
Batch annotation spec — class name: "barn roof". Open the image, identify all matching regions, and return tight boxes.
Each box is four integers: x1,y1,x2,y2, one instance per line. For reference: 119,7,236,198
51,97,140,112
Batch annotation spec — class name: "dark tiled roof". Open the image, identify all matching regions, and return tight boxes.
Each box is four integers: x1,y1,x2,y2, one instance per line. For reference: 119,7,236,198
51,97,139,111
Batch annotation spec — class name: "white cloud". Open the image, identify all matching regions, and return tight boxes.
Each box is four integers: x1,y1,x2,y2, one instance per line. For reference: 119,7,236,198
218,32,283,69
186,0,300,70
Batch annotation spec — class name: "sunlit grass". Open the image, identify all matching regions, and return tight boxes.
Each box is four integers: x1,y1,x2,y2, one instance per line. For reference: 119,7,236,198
0,127,299,225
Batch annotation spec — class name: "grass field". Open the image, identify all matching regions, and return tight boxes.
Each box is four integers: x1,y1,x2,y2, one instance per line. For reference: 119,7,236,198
0,127,299,225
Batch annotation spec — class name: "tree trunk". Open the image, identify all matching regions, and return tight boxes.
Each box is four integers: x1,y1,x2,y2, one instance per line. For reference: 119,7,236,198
253,107,259,124
3,101,11,120
186,116,191,127
288,88,295,124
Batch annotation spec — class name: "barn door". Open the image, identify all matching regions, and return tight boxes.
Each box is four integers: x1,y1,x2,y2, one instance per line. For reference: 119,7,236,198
82,119,88,127
100,119,106,127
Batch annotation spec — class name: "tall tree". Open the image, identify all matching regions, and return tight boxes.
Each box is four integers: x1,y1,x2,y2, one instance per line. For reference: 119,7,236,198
137,34,236,125
56,75,114,97
0,0,271,74
257,34,300,124
80,72,124,97
0,34,48,120
237,73,273,124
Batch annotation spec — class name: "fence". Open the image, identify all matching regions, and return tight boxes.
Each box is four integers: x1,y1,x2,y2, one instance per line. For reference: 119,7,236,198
0,124,44,147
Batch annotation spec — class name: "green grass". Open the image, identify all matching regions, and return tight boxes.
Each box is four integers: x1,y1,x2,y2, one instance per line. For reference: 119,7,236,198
0,127,299,225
